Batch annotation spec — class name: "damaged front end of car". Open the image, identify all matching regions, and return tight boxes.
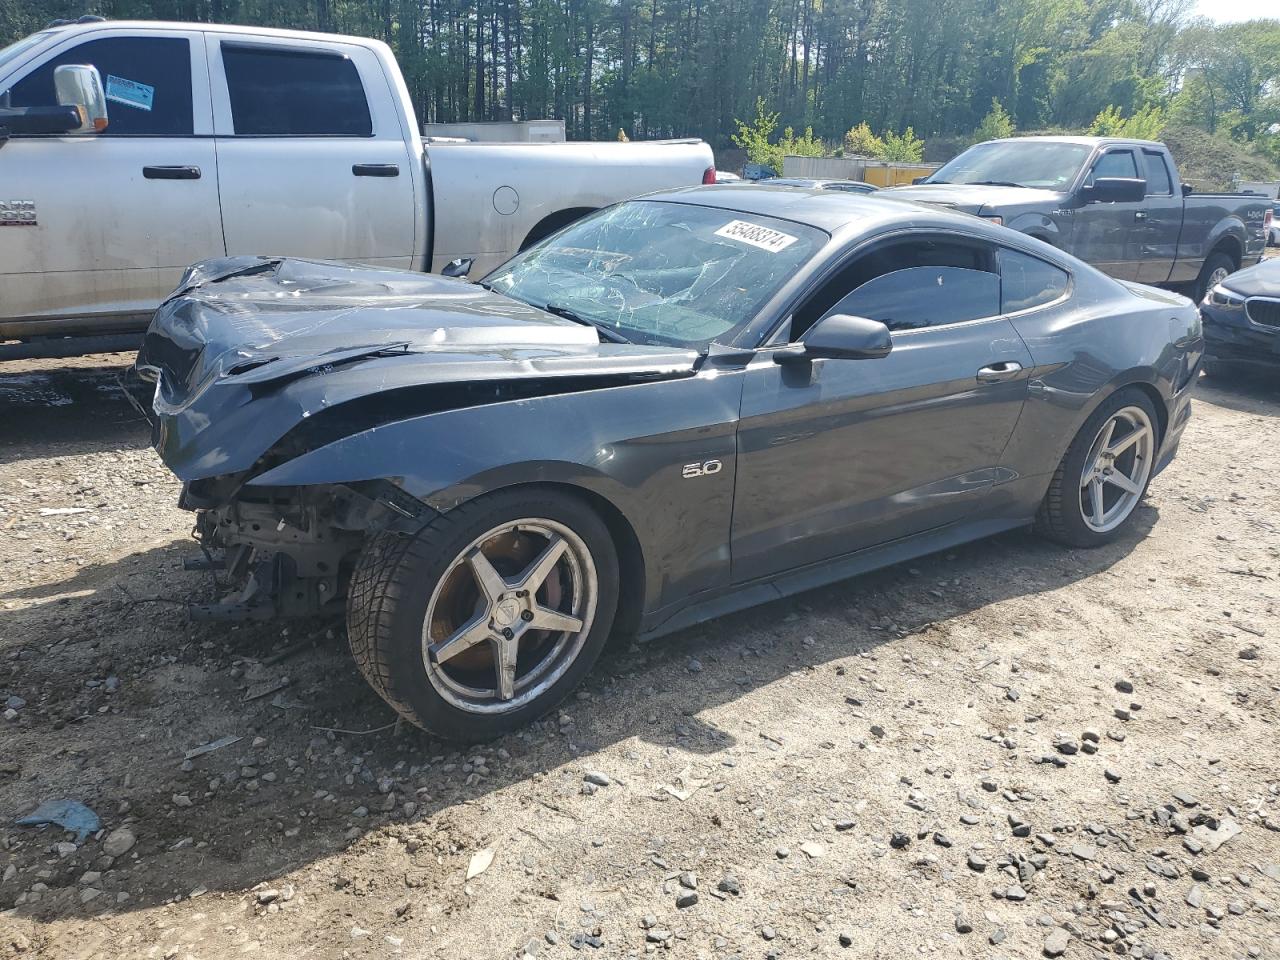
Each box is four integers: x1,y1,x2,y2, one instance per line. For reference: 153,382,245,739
179,477,434,620
134,256,699,620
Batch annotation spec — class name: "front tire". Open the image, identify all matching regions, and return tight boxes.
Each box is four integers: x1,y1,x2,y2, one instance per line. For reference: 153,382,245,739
1192,251,1235,303
1035,388,1160,548
346,488,620,742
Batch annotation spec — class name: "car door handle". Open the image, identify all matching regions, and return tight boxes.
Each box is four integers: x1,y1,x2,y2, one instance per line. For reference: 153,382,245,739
143,165,201,180
976,361,1023,383
1133,211,1147,221
352,163,400,177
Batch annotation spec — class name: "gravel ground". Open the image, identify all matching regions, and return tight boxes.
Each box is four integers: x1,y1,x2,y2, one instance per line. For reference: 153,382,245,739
0,345,1278,960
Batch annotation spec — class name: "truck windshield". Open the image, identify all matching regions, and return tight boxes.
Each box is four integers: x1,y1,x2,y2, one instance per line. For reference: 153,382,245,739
928,141,1093,190
484,200,826,350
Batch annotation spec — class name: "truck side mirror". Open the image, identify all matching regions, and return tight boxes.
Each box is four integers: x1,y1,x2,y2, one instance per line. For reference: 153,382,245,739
54,64,109,133
1181,182,1193,197
1082,177,1146,204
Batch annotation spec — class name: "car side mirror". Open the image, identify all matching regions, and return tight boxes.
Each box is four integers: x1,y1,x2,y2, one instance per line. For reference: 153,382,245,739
775,313,893,362
1181,182,1193,197
54,64,109,133
441,257,474,279
1082,177,1146,204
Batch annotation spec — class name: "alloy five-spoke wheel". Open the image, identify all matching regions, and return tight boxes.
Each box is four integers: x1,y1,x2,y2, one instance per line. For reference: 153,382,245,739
347,488,619,741
1035,387,1160,548
1078,406,1154,534
423,519,598,714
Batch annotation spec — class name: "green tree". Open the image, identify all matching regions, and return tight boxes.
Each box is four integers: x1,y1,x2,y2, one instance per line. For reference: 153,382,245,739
880,126,925,162
732,98,783,170
843,122,885,158
1089,104,1167,140
973,99,1015,142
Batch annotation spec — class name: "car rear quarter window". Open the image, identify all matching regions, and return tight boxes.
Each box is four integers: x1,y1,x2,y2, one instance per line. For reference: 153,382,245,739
998,248,1070,313
222,44,372,136
6,36,193,136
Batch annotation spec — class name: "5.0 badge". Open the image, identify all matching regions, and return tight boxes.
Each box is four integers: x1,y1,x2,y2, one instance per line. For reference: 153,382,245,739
681,460,722,478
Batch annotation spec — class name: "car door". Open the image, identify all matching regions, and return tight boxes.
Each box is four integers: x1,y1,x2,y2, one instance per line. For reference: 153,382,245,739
1071,147,1144,281
0,28,221,329
730,232,1037,584
206,34,417,269
1135,148,1183,285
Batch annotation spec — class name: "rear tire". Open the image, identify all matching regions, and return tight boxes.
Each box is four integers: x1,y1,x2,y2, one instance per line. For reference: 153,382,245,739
1035,388,1160,548
346,487,619,742
1192,251,1235,303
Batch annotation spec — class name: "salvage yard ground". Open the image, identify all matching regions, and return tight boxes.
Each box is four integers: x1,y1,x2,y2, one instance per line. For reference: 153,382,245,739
1,345,1278,959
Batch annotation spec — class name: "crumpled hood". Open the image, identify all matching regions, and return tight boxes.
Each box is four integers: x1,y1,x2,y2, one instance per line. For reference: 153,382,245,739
136,257,699,481
1218,256,1280,298
879,183,1066,214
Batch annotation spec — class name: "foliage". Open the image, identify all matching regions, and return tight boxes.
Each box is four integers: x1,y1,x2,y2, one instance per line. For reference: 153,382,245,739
974,99,1015,143
732,98,783,170
843,122,885,158
880,127,924,162
1088,104,1167,141
777,125,827,161
1162,123,1280,191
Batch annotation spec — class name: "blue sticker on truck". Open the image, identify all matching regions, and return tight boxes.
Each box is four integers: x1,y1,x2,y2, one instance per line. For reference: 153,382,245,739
105,75,154,112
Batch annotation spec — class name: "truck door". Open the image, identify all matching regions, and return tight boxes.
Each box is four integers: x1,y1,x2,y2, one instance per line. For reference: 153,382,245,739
1135,148,1183,286
0,28,222,330
206,35,417,270
1072,147,1145,281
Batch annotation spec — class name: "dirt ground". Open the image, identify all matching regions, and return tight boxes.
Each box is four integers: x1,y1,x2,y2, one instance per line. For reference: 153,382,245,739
1,341,1278,960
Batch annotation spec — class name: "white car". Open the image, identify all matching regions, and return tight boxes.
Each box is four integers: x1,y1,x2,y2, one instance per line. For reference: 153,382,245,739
0,19,714,358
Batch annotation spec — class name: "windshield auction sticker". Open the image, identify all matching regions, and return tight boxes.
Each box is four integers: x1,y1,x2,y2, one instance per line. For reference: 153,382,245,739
105,75,155,112
714,219,798,252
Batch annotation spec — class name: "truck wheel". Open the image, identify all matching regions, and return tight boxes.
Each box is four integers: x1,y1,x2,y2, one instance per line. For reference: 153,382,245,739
1192,252,1235,303
347,488,619,742
1034,388,1160,548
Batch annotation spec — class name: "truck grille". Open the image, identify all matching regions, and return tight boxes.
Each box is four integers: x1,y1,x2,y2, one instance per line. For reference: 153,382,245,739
1245,297,1280,329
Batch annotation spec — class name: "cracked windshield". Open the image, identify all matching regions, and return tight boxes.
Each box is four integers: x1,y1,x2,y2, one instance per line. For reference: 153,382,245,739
484,200,826,349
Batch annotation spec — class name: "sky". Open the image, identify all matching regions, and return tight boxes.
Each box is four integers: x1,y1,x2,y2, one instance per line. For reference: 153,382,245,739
1191,0,1278,23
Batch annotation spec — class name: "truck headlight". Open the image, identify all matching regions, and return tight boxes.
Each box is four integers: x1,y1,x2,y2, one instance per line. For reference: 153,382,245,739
980,215,1004,227
1208,283,1245,307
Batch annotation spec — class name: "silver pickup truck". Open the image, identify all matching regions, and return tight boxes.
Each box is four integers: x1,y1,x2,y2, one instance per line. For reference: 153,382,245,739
0,19,715,359
883,136,1272,300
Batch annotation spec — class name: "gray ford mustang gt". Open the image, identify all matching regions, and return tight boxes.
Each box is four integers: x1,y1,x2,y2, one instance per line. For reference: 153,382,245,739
136,186,1203,740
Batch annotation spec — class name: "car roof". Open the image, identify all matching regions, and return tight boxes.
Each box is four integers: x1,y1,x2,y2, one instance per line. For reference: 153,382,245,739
643,184,992,235
38,19,388,47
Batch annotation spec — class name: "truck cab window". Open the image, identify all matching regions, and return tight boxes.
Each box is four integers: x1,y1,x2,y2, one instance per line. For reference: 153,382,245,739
790,236,1001,336
4,36,193,136
1087,150,1138,183
1141,150,1173,196
222,45,372,136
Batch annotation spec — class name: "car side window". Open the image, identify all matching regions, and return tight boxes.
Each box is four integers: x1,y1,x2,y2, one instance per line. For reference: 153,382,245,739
222,44,372,136
1141,150,1173,196
5,36,193,136
788,235,1001,336
1087,149,1138,183
830,266,1002,331
998,248,1070,313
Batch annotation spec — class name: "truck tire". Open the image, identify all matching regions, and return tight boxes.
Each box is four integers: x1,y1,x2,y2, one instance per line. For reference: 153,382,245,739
1035,388,1160,548
347,487,620,742
1192,251,1235,303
